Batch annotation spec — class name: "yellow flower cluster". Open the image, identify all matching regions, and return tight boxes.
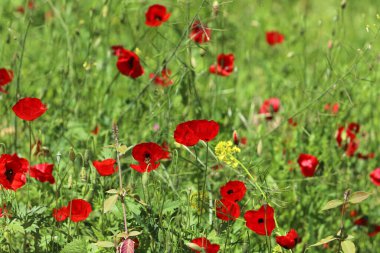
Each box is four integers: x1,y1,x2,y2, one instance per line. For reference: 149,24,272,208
215,141,241,168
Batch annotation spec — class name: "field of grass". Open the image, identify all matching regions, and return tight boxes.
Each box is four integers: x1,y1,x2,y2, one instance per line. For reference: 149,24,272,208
0,0,379,252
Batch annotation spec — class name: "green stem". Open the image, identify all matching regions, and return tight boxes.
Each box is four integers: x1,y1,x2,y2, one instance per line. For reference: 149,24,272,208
237,160,267,201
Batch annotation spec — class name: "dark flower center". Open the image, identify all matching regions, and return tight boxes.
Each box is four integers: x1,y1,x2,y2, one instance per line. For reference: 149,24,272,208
127,57,135,69
154,14,162,21
258,218,264,224
144,152,151,164
227,189,234,194
5,169,14,182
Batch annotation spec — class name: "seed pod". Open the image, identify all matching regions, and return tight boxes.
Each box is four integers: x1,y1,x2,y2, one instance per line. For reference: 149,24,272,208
69,148,76,162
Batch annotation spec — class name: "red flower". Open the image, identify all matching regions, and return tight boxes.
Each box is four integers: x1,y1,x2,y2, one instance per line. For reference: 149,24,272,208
288,118,297,127
0,204,11,218
266,31,284,46
190,237,220,253
30,163,55,184
12,97,47,121
190,21,211,43
220,180,246,202
53,206,69,222
336,123,360,157
368,225,380,237
276,229,300,249
91,125,100,135
324,103,339,114
67,199,92,222
174,120,219,146
209,54,235,76
354,216,368,226
215,198,240,221
357,152,375,160
145,4,171,27
259,98,280,120
149,68,173,87
297,153,319,177
370,168,380,186
0,154,29,191
92,159,118,176
112,46,144,78
244,204,276,236
0,68,13,93
130,142,170,173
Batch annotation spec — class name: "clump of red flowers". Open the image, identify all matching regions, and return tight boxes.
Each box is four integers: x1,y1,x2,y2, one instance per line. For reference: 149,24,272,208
0,154,29,191
145,4,171,27
266,31,284,46
150,68,174,87
92,159,118,176
276,229,301,250
130,142,170,173
111,45,144,79
259,98,280,120
335,122,360,157
209,54,235,76
324,103,339,114
190,21,211,43
370,168,380,186
190,237,220,253
30,163,55,184
297,153,319,177
12,97,47,121
244,204,276,235
174,120,219,146
53,199,92,222
0,68,13,93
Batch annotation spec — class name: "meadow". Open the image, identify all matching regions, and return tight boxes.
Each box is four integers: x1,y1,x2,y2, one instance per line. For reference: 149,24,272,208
0,0,379,252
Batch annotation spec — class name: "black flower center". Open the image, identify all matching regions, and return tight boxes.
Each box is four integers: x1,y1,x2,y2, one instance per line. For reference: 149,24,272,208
227,189,234,194
144,152,151,164
258,218,264,224
154,15,162,21
5,169,14,182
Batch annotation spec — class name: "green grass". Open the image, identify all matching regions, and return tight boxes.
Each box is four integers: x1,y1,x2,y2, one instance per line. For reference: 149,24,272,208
0,0,379,252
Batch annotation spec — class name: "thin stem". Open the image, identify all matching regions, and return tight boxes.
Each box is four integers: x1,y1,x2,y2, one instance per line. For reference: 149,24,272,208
201,142,209,218
237,160,267,201
112,123,128,234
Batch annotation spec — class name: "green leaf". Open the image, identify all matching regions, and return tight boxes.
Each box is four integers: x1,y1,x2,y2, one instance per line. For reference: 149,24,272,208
94,241,114,248
61,239,87,253
321,199,344,211
349,191,371,204
309,235,337,247
106,189,118,194
128,231,142,237
104,194,118,213
341,240,356,253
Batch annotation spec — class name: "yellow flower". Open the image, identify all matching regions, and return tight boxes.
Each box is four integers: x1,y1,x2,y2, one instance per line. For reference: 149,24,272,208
215,141,240,168
272,245,282,253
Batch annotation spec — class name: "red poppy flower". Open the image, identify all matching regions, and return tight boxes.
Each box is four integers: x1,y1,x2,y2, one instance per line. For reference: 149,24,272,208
67,199,92,222
368,225,380,237
244,204,276,236
288,118,297,127
0,204,11,218
297,153,319,177
350,210,358,217
145,4,171,27
220,180,246,202
354,216,368,226
0,154,29,191
150,68,174,87
92,159,118,176
12,97,47,121
357,152,375,160
112,46,144,79
209,54,235,76
30,163,55,184
130,142,170,173
190,21,211,43
174,120,219,146
190,237,220,253
0,68,13,93
324,103,339,114
53,206,69,222
266,31,284,46
276,229,300,249
215,198,240,221
91,125,100,135
259,98,280,120
370,168,380,186
336,123,360,157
